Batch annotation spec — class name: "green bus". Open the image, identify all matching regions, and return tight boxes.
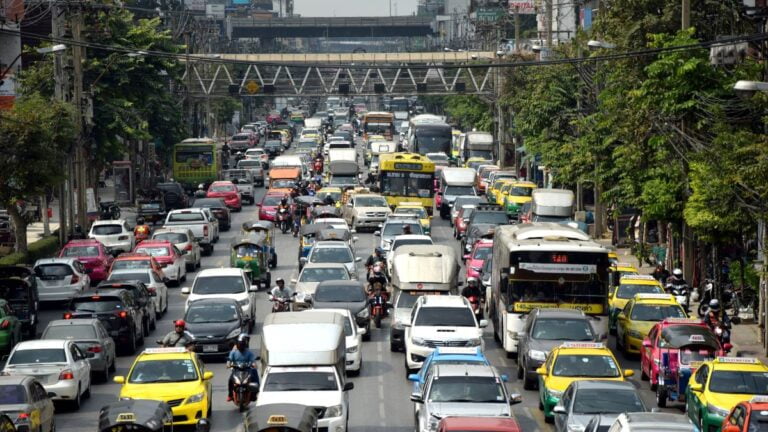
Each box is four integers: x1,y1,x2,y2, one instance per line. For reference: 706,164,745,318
172,138,222,192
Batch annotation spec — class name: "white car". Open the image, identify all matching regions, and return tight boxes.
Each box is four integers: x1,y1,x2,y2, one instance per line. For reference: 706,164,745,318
303,308,364,374
342,194,392,231
404,295,487,372
151,228,202,271
2,339,92,409
302,241,361,278
375,219,423,253
182,268,258,332
33,258,91,302
292,263,352,310
106,269,168,317
385,234,434,275
89,220,134,254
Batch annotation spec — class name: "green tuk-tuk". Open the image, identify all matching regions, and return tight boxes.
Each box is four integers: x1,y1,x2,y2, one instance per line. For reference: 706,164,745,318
242,221,277,268
243,403,318,432
230,233,271,289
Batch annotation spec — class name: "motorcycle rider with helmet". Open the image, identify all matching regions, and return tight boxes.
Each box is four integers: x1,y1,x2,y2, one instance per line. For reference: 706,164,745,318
270,278,295,312
226,333,259,402
365,247,387,272
665,268,690,310
133,216,151,242
367,264,388,292
703,299,731,344
461,277,484,302
666,268,688,290
276,196,292,232
159,320,195,348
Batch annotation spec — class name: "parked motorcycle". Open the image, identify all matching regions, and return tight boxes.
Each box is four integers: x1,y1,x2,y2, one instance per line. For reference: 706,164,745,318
228,361,258,412
277,208,290,234
99,201,121,220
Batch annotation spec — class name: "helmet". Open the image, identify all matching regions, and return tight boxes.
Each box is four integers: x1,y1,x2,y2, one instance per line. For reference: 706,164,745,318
375,247,384,254
709,299,721,312
135,217,145,225
466,276,478,286
276,277,285,285
281,197,288,205
174,319,186,328
236,333,249,349
673,268,683,277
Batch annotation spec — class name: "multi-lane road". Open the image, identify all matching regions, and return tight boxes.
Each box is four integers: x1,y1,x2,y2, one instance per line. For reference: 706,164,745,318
38,147,680,432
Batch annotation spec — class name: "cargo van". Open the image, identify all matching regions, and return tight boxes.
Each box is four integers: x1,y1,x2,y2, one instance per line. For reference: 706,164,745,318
437,168,477,219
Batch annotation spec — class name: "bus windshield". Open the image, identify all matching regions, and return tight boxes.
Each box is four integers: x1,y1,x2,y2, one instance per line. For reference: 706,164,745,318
175,146,213,164
380,171,433,198
414,129,451,154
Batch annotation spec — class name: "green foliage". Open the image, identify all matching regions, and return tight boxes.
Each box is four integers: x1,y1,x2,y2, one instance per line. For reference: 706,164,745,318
0,234,61,265
214,98,243,125
442,95,493,132
729,259,760,290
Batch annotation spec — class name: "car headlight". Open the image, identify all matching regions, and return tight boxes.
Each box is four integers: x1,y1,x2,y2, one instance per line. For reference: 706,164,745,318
466,338,482,347
227,328,241,339
346,345,358,354
325,404,343,418
707,403,729,417
120,397,133,401
186,392,205,404
567,422,586,432
627,329,644,339
356,308,370,319
412,337,428,347
547,388,563,398
529,349,547,362
237,298,250,308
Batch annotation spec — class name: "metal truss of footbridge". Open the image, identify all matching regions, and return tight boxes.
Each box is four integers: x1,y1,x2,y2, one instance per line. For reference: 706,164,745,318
181,51,500,98
226,16,435,39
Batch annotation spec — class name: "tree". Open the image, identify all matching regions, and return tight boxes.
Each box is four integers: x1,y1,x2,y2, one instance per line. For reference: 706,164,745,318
0,94,76,253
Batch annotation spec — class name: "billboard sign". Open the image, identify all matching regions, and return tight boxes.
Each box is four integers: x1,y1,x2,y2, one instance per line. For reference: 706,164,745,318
508,0,536,14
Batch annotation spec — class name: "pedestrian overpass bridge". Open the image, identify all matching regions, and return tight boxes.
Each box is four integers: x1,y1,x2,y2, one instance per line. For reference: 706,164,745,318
227,16,435,39
182,51,500,98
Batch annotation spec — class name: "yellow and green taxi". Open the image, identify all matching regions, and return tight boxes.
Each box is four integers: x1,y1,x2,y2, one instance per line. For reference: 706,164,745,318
537,342,634,420
686,357,768,432
616,293,687,355
114,347,213,425
609,274,664,333
487,178,513,205
502,181,537,218
393,202,431,235
316,187,342,208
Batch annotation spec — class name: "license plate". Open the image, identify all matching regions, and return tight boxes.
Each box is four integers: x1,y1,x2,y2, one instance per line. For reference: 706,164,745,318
203,344,218,352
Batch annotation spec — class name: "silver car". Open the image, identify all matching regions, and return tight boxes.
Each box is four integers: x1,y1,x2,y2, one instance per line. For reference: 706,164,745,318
106,269,169,317
411,363,521,432
33,258,91,302
151,228,202,271
0,375,55,432
41,319,116,383
374,219,423,253
554,380,647,432
291,263,352,310
301,241,361,279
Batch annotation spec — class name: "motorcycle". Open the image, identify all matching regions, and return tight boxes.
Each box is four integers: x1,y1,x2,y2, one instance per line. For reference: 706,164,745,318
99,201,121,220
709,320,732,347
277,208,291,234
665,282,689,312
698,280,734,317
270,293,296,312
467,294,483,319
228,361,259,412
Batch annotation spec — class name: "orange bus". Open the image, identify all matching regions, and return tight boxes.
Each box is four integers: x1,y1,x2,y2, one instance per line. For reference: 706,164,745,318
362,111,395,141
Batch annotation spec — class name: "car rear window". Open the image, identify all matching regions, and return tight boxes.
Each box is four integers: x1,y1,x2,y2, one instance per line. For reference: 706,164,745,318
112,260,150,271
92,225,122,235
35,264,74,277
108,272,151,284
43,324,97,339
61,246,100,257
9,348,66,365
153,233,188,244
70,296,124,312
168,213,204,222
134,247,170,257
0,385,26,403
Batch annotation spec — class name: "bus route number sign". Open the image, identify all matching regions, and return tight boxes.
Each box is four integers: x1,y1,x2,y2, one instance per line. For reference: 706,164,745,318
394,162,422,170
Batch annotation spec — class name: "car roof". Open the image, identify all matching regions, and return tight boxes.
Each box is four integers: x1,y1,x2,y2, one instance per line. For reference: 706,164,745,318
196,268,244,277
74,288,125,298
114,253,153,261
570,379,636,391
393,235,432,242
434,363,497,378
64,239,101,247
0,375,35,386
301,262,349,270
532,308,587,319
316,280,364,289
46,318,101,329
619,412,692,428
188,297,239,306
632,293,677,304
136,347,195,360
439,417,520,431
134,240,172,247
210,181,235,185
91,219,126,226
108,268,152,275
14,339,69,350
418,295,468,308
35,257,79,266
312,241,351,249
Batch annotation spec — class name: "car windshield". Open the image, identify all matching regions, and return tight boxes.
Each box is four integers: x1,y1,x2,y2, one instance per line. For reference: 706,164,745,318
415,307,476,327
472,247,492,260
572,388,645,414
35,264,73,277
510,186,533,197
310,247,353,264
9,348,66,364
186,303,239,323
193,276,245,295
61,246,99,257
128,359,198,383
108,272,150,284
271,179,295,188
531,318,595,341
356,197,388,207
134,247,170,257
392,239,433,250
629,304,686,321
210,185,234,193
112,260,150,271
552,355,620,378
153,233,187,244
445,186,475,196
43,324,97,339
616,283,662,299
709,371,768,394
92,225,122,235
262,196,283,206
395,208,426,218
263,371,338,391
315,285,366,302
0,385,26,403
329,175,356,186
472,212,508,225
299,268,350,282
397,291,418,309
70,297,123,312
383,222,422,236
427,376,505,403
427,154,448,162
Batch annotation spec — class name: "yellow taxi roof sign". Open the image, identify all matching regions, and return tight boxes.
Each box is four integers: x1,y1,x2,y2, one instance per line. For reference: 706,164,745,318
268,415,288,425
634,293,674,301
663,318,702,324
142,347,187,354
751,396,768,403
715,357,759,364
560,342,605,349
620,275,657,282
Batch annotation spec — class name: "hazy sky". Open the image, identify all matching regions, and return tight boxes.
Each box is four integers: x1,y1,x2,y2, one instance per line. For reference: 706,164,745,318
293,0,418,17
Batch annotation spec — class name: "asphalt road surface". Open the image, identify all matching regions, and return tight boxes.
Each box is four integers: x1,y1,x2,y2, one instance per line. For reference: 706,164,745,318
38,145,680,432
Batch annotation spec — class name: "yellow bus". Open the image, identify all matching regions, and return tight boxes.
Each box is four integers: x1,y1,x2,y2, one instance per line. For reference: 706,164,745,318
378,152,436,213
172,138,222,192
362,111,395,142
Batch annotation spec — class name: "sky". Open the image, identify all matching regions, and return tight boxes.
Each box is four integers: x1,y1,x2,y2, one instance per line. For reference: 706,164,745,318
293,0,418,17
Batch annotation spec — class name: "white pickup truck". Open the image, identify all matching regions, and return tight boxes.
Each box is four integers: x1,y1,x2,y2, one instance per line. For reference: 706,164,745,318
223,169,256,205
163,208,219,255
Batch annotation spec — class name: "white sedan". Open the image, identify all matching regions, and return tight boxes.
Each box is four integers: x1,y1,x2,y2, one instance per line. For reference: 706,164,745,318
2,339,92,409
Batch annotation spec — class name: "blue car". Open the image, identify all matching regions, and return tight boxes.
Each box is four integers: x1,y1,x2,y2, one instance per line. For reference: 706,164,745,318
407,347,497,395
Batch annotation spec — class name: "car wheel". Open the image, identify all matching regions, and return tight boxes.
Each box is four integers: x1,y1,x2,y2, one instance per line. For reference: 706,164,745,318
186,262,195,272
83,379,91,399
523,366,537,390
196,255,202,268
108,356,116,372
517,359,524,379
125,330,137,355
362,323,371,342
150,313,157,331
71,385,81,410
49,417,55,432
641,365,649,381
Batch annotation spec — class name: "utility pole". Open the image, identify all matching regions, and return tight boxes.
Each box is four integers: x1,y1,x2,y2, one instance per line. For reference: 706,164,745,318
681,0,691,30
514,8,521,52
72,9,88,230
52,2,68,245
546,0,553,48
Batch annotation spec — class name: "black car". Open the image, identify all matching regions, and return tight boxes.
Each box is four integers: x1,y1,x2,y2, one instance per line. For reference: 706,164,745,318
310,280,371,340
191,197,232,231
64,289,144,355
461,203,509,253
98,281,157,335
184,298,247,357
0,266,40,338
137,199,167,225
264,140,282,158
156,182,190,209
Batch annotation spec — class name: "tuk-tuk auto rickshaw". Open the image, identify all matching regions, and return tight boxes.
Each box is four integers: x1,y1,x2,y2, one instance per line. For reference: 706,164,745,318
241,221,277,269
98,399,174,432
0,266,39,338
230,233,271,289
310,205,341,222
243,403,318,432
295,196,322,224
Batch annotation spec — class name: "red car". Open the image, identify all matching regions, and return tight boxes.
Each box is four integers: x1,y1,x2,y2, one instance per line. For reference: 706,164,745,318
258,193,287,222
640,318,730,390
207,181,242,212
722,397,768,432
453,205,476,239
266,112,282,124
464,239,493,280
132,240,187,285
58,239,113,284
437,417,520,432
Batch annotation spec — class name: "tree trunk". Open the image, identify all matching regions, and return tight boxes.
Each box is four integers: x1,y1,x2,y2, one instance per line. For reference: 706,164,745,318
6,204,28,255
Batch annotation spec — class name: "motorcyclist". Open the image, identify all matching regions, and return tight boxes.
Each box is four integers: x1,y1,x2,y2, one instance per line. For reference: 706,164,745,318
652,264,671,284
666,268,688,290
703,299,731,344
367,283,388,309
367,264,388,291
270,278,293,300
194,184,207,199
276,196,292,230
159,320,195,348
365,247,387,271
226,333,259,402
133,216,151,242
461,277,484,301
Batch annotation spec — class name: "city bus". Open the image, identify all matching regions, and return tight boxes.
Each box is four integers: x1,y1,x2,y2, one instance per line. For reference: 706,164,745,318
172,138,222,192
362,111,395,141
406,115,453,163
490,223,611,357
378,152,436,213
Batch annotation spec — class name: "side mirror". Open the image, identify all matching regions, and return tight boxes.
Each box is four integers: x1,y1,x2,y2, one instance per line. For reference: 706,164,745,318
249,286,259,292
509,393,523,405
181,287,190,295
723,425,741,432
623,369,635,378
163,277,170,284
358,326,367,335
373,231,381,236
536,367,547,376
353,236,359,242
410,393,423,403
408,373,419,382
553,404,566,414
291,278,297,284
343,382,354,391
463,254,470,260
607,293,613,300
203,371,214,380
479,319,488,328
113,376,126,384
355,257,362,262
300,257,308,265
724,343,733,351
500,374,509,382
689,382,703,392
350,230,357,234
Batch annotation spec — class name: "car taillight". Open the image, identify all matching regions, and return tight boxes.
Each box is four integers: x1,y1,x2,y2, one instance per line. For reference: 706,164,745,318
203,226,209,236
147,287,156,295
87,345,103,353
16,413,29,422
0,320,8,329
70,274,79,284
117,311,128,319
58,370,74,380
185,244,193,251
63,313,73,319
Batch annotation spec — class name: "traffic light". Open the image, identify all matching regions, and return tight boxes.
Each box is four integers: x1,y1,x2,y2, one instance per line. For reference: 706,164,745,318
416,83,427,92
374,83,386,93
262,84,275,94
339,84,350,94
455,82,466,92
